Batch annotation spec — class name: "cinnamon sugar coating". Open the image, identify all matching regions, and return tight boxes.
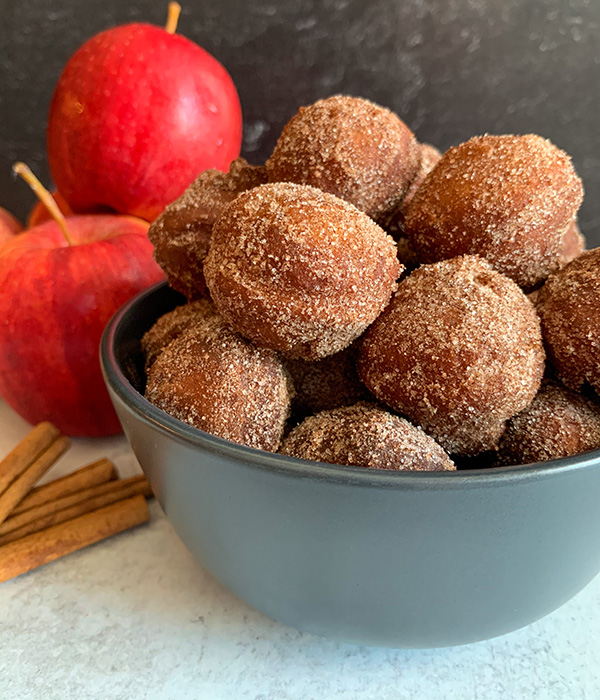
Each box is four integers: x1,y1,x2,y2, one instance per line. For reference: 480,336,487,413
284,343,368,416
145,315,292,451
497,382,600,466
383,142,442,267
141,298,217,372
280,402,455,471
536,249,600,394
358,256,545,456
148,158,267,299
558,218,586,267
266,95,420,221
204,182,401,360
398,142,442,215
404,135,584,289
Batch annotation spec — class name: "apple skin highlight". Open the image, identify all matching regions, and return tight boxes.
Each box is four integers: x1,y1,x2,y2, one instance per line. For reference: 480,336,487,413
0,216,164,436
47,23,242,222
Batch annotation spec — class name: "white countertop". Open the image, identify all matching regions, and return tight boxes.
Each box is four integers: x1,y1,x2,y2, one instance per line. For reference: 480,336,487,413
1,400,599,700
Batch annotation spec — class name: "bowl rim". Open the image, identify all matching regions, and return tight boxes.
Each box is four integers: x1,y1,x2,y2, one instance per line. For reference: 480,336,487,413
100,281,600,490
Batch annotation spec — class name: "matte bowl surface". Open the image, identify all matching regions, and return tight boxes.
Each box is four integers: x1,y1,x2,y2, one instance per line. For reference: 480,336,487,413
101,281,600,648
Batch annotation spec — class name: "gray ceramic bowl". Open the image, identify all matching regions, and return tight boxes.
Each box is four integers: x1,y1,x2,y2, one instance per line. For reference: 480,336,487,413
101,281,600,648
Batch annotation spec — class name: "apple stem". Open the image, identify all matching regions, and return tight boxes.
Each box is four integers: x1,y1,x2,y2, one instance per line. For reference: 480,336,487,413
165,2,181,33
12,163,74,246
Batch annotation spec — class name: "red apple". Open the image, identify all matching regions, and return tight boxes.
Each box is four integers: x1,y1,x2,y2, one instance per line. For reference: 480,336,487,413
0,211,164,437
47,5,242,222
0,206,22,246
27,190,73,228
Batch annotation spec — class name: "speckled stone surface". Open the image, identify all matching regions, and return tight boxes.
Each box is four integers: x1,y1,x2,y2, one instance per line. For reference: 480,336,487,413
1,401,599,698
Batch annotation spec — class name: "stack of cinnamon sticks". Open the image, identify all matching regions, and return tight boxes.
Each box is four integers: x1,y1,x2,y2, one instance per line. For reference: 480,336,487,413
0,422,153,583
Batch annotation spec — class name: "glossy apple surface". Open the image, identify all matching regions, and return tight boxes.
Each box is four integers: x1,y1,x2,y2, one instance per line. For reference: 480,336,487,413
47,23,242,222
0,215,164,436
0,206,22,246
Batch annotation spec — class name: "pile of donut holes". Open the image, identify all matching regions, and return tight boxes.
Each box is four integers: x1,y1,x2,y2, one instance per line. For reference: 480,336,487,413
145,95,600,472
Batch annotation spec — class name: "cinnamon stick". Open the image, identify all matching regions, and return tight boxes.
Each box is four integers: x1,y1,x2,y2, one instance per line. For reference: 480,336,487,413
0,475,152,544
11,458,117,515
0,436,70,526
0,422,60,495
0,495,150,583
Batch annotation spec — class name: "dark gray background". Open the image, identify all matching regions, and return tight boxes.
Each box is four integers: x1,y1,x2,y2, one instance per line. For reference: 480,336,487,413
1,0,599,244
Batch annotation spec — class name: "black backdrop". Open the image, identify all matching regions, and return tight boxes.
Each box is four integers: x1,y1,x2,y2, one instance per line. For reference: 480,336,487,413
1,0,599,245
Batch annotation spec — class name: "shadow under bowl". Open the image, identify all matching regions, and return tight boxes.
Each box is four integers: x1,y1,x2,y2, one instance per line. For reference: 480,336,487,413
100,281,600,648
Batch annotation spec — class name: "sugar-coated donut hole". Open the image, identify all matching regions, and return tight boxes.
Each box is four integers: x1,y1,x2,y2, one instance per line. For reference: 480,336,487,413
141,298,217,372
145,314,293,452
283,342,369,419
536,248,600,395
496,381,600,466
204,182,401,360
280,402,456,471
358,255,546,456
148,158,267,300
266,95,420,221
404,134,584,290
